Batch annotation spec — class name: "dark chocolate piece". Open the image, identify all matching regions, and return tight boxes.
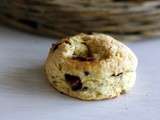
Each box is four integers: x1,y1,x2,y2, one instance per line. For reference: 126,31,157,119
64,41,71,45
65,74,82,91
82,86,88,91
120,90,126,94
84,71,90,76
72,56,95,61
111,72,123,77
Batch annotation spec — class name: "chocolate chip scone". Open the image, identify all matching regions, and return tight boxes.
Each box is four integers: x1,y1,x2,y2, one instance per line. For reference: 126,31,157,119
45,33,138,100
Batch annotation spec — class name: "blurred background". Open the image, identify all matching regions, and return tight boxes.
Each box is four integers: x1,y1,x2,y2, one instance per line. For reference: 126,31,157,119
0,0,160,41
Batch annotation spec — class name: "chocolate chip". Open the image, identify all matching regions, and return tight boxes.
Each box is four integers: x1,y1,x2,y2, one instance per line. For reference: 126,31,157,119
64,41,71,45
112,72,123,77
120,90,126,94
82,86,88,90
84,71,90,76
64,74,82,91
51,76,55,79
51,43,61,51
72,56,95,61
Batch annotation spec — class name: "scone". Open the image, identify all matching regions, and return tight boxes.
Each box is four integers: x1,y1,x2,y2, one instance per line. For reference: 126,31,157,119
45,33,138,100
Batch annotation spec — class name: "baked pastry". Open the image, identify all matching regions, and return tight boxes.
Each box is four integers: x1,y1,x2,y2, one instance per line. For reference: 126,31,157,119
45,33,138,100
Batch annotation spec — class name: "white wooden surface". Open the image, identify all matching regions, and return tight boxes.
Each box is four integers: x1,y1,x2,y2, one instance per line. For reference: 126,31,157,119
0,26,160,120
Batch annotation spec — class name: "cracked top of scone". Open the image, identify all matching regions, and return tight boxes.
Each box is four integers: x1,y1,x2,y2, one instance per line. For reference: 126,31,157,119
45,33,138,99
50,33,137,77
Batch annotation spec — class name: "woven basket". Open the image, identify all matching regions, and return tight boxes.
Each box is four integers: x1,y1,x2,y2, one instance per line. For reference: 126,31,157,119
0,0,160,41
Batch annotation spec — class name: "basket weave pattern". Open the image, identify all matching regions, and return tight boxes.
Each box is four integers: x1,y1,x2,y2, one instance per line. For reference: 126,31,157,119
0,0,160,40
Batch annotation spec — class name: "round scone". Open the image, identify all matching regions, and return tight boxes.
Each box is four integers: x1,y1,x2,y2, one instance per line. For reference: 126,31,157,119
45,33,138,100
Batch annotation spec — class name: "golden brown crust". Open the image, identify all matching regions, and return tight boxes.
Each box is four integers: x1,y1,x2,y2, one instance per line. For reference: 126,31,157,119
44,67,121,101
44,33,137,100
